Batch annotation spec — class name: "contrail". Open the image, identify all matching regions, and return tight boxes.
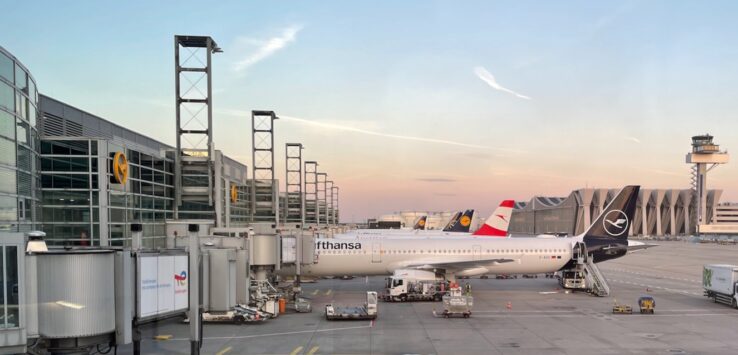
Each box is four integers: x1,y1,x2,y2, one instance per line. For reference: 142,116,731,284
280,115,521,152
474,66,531,100
216,108,521,152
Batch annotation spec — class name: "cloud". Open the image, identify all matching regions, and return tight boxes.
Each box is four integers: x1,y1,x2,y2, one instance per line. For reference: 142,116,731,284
624,136,641,144
416,178,457,183
233,25,302,72
473,66,531,100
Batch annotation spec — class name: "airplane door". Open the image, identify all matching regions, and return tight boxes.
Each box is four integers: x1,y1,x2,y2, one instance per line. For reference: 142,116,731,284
473,245,481,260
372,242,381,263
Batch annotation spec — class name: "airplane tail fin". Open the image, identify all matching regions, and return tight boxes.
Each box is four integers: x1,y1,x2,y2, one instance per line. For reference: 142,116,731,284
446,209,475,232
442,211,462,232
473,200,514,236
580,185,640,262
413,216,427,230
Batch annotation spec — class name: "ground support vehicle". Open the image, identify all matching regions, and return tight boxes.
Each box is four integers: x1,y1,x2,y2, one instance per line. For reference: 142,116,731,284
703,264,738,308
434,287,473,318
325,291,378,320
638,296,655,314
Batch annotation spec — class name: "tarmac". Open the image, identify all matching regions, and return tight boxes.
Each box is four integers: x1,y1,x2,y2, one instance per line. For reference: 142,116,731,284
123,240,738,354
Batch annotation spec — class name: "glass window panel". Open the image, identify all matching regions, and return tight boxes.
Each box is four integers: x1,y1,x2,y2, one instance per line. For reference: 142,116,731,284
28,79,36,104
14,93,26,119
14,64,26,92
16,171,31,196
0,168,16,194
0,195,17,221
0,82,13,112
90,141,97,155
0,138,15,166
16,146,31,172
0,246,3,327
0,110,13,139
15,119,28,145
6,246,18,328
28,104,36,127
0,53,12,82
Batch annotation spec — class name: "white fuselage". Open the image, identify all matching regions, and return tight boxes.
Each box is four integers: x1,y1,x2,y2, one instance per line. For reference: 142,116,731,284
296,236,576,277
335,230,469,239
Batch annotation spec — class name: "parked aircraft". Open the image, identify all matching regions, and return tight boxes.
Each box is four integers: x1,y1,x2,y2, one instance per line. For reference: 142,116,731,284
296,186,640,279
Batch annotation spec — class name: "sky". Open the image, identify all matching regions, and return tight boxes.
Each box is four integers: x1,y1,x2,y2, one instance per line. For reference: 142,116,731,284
3,0,738,221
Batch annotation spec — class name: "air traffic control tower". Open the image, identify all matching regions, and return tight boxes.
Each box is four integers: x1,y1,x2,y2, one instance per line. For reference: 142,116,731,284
686,134,729,233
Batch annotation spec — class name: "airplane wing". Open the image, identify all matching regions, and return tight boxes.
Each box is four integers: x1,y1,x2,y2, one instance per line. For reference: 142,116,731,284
394,257,516,273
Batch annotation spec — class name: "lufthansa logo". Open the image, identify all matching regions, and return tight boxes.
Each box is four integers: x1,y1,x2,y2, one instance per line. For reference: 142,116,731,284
460,216,471,227
602,209,628,237
230,184,238,203
112,152,129,184
418,219,426,227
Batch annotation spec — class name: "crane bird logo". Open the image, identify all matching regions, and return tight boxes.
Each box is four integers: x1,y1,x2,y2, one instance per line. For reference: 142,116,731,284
602,210,629,237
174,271,187,286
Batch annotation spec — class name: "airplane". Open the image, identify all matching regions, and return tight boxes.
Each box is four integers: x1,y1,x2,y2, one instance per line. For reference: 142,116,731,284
290,186,641,280
343,209,476,236
337,203,513,239
412,216,428,230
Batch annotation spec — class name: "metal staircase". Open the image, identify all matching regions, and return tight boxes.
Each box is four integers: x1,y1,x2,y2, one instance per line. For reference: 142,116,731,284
573,243,610,297
577,253,610,297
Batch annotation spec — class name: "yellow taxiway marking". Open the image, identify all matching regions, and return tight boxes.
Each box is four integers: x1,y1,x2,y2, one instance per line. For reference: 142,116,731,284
325,289,332,296
311,289,319,296
290,346,304,355
215,346,232,355
153,335,172,341
307,346,320,355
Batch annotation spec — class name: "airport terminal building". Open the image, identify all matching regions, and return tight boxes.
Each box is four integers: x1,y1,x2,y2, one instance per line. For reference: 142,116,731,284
509,188,723,237
1,45,337,248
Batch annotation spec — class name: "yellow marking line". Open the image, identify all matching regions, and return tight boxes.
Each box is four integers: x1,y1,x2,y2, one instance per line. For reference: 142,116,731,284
311,289,319,296
325,289,332,296
215,346,232,355
153,335,172,341
289,346,303,355
307,346,320,355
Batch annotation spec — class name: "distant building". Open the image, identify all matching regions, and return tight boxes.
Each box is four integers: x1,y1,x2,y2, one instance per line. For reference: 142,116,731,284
509,188,723,237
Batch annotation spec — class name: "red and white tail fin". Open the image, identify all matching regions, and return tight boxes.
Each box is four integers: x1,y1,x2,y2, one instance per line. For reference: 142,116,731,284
473,200,514,237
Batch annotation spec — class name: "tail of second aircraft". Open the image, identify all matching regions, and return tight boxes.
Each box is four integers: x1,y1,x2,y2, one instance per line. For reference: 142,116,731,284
578,185,640,263
473,200,514,237
442,211,463,232
445,209,475,232
413,216,427,230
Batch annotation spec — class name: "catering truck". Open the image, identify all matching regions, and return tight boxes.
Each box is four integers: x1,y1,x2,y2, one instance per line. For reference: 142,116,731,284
384,269,447,302
703,264,738,308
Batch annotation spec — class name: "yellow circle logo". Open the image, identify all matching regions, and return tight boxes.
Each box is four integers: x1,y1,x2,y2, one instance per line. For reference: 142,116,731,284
418,219,426,227
112,152,129,184
460,216,471,227
230,184,238,203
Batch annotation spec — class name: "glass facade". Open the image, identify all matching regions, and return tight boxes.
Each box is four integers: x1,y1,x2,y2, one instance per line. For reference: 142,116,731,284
0,47,39,233
40,139,174,247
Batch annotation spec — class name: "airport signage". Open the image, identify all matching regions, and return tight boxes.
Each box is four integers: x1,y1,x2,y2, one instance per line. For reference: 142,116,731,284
137,254,189,319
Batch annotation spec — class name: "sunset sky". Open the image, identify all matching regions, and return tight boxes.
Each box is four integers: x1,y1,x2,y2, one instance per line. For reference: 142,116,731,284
3,1,738,221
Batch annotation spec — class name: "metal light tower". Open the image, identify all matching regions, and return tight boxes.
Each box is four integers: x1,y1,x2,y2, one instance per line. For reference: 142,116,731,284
326,180,334,225
304,161,318,225
285,143,304,226
251,110,279,223
316,173,327,226
686,134,729,232
332,186,339,224
174,35,221,219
